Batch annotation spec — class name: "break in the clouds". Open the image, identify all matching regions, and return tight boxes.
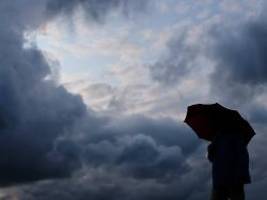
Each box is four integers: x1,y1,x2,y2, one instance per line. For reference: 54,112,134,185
0,0,267,200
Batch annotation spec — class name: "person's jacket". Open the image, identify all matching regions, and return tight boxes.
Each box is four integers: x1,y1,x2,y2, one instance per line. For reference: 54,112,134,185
207,131,251,188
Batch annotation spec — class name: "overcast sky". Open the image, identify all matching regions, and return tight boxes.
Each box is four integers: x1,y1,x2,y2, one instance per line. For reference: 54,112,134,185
0,0,266,199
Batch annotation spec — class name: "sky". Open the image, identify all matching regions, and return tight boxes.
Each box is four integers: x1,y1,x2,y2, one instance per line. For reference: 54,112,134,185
0,0,267,199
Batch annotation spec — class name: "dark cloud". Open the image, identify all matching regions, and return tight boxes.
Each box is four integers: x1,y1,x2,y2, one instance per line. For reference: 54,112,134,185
0,0,151,187
80,116,200,179
208,18,267,104
76,114,199,158
0,23,87,186
210,21,267,86
3,112,205,199
115,134,189,179
14,127,209,200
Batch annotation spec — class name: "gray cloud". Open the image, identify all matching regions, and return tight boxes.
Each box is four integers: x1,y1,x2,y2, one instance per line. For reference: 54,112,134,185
0,18,87,187
210,20,267,85
0,114,208,199
46,0,149,22
80,116,200,176
149,30,199,85
12,115,209,200
249,105,267,124
16,159,210,200
208,17,267,105
148,1,267,108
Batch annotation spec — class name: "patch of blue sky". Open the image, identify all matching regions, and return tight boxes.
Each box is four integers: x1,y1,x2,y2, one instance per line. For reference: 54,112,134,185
37,0,224,86
60,53,117,80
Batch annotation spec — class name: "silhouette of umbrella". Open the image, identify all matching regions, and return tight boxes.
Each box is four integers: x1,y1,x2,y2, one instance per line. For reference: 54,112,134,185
184,103,255,144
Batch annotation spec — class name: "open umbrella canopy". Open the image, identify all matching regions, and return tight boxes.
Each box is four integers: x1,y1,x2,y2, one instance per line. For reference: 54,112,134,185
184,103,255,144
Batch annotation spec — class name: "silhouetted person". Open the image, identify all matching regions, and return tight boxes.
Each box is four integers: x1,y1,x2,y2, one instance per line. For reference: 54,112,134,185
207,128,251,200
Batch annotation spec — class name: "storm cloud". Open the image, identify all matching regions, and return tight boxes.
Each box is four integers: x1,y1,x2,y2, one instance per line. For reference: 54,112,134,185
12,115,208,200
211,21,267,85
0,0,153,187
208,16,267,105
0,0,88,186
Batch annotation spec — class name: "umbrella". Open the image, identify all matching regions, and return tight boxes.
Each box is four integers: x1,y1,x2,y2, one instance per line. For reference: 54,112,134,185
184,103,255,144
